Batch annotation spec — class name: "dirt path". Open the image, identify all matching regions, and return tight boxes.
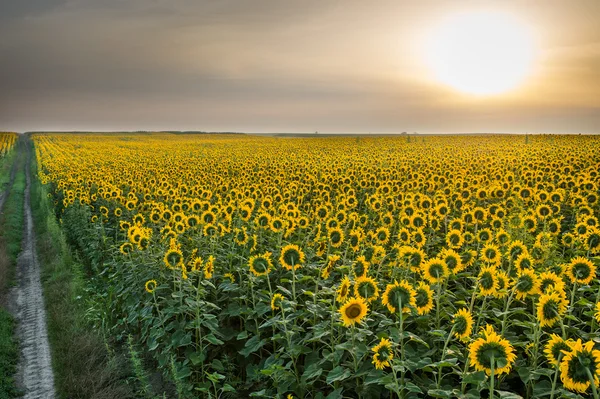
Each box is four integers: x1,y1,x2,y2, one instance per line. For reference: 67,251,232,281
9,139,56,399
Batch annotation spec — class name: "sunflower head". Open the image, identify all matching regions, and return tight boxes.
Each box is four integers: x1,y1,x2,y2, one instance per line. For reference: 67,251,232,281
468,325,517,375
544,334,573,366
271,293,284,311
164,248,184,269
353,256,370,278
248,252,273,277
422,258,448,284
537,290,568,327
204,255,215,279
566,256,596,285
478,266,499,297
144,279,157,293
514,269,540,300
414,282,434,315
336,276,352,303
322,254,341,280
452,308,473,342
339,296,369,327
371,337,394,370
354,276,380,303
381,280,416,314
560,339,600,393
279,244,305,271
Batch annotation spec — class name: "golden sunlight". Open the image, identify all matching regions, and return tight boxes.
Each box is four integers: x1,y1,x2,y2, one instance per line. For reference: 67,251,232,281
425,11,536,96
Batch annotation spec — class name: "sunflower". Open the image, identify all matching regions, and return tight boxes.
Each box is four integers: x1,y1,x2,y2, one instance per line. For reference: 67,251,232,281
381,280,416,314
354,276,380,303
414,282,434,315
514,253,534,272
248,252,273,277
233,227,249,246
439,248,464,275
164,248,184,269
480,244,502,267
508,240,528,261
223,272,235,283
596,302,600,324
348,229,363,252
494,271,511,299
279,244,305,271
421,258,449,283
468,325,517,375
371,337,394,370
537,290,568,327
328,226,345,248
539,271,565,294
120,242,134,255
352,256,370,278
144,279,157,293
190,257,204,272
373,226,390,246
452,308,474,342
337,276,351,303
271,293,284,311
478,266,499,297
544,334,573,366
560,339,600,393
204,255,215,279
322,254,341,279
397,228,411,245
446,229,464,249
566,256,596,285
514,269,540,300
339,297,368,327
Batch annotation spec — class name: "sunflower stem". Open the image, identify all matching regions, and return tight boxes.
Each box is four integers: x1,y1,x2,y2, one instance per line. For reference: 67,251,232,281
468,280,480,314
291,260,297,305
567,282,577,328
500,288,515,336
585,366,599,399
436,280,442,331
398,297,405,397
436,325,456,389
549,354,562,399
489,354,495,399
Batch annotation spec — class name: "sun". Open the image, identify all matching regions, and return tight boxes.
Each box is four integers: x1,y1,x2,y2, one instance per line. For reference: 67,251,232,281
425,11,536,96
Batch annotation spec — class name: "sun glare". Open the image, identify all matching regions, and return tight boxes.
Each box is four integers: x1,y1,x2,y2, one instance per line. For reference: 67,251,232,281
425,11,536,96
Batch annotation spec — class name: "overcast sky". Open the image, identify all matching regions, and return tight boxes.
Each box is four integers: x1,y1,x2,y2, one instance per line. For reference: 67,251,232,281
1,1,599,133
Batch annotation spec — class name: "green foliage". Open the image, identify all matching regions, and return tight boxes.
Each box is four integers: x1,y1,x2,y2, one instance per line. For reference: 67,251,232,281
0,310,21,399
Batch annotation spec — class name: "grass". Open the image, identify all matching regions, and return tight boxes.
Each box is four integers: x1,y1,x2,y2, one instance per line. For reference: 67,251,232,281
0,139,23,399
29,138,136,399
0,311,20,399
0,149,16,191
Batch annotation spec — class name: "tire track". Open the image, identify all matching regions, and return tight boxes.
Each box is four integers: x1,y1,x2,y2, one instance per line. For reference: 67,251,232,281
9,140,56,399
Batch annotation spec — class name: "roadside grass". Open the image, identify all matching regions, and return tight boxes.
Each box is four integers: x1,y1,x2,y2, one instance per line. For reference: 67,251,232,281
30,140,136,399
0,149,16,191
0,140,23,399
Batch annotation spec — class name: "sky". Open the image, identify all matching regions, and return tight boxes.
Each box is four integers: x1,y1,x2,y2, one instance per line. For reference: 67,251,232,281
0,0,599,134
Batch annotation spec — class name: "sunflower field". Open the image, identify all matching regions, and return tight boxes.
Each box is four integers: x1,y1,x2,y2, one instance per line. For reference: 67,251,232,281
33,133,600,398
0,132,17,158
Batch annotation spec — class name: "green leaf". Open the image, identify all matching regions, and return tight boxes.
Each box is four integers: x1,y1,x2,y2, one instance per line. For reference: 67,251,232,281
302,363,323,382
462,371,486,384
326,366,352,384
496,390,524,399
427,389,453,398
518,366,530,384
221,384,236,393
205,334,224,345
326,388,343,399
239,335,267,357
189,351,205,366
